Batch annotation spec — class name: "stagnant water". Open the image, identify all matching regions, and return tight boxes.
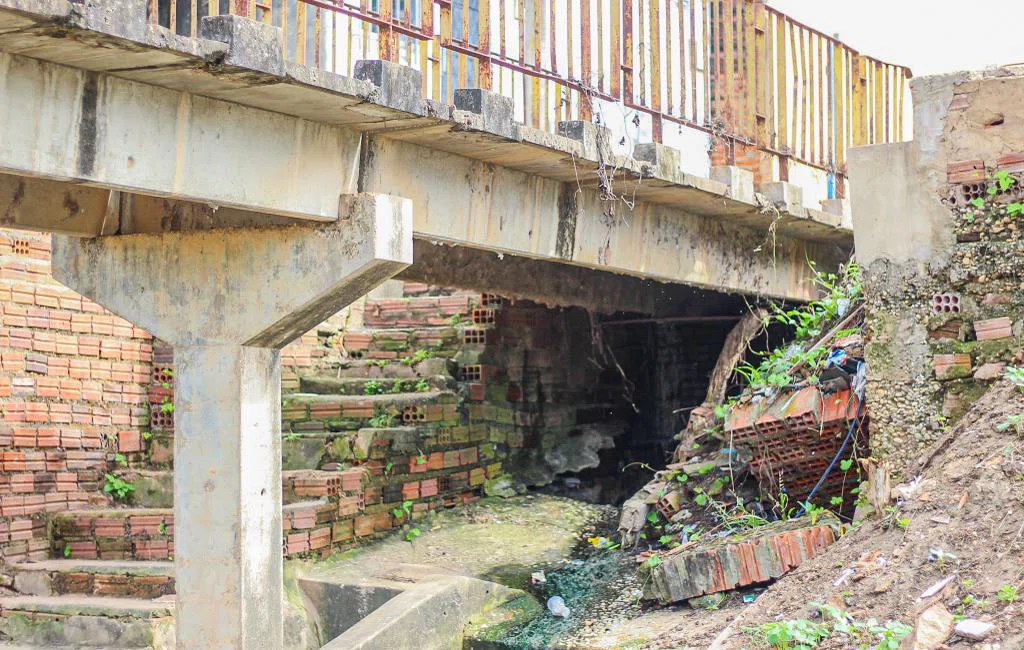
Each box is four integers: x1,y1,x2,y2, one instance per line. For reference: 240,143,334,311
492,546,645,649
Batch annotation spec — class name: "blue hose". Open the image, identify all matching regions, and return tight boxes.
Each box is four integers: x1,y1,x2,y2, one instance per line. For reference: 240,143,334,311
798,396,865,514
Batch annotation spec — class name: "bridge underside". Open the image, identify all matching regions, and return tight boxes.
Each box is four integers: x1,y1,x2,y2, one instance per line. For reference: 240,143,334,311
0,0,854,647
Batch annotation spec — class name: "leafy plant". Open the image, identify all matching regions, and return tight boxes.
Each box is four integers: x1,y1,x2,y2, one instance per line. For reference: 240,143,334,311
113,453,128,467
284,431,301,442
103,473,135,501
642,555,663,569
414,379,430,393
158,521,167,535
63,543,71,558
734,261,861,392
996,414,1024,435
748,618,830,649
392,500,414,521
159,396,174,414
364,380,385,395
405,527,422,542
402,349,432,366
1006,366,1024,391
368,410,395,428
997,583,1018,603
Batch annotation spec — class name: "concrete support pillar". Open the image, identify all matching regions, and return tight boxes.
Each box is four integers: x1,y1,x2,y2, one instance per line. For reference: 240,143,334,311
51,194,412,649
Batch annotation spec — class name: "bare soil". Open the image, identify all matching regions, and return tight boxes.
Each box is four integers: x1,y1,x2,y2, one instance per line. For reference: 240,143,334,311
705,381,1024,650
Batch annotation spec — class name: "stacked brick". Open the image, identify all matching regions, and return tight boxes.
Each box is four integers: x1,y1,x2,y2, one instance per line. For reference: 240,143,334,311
726,386,864,507
642,514,839,604
0,229,154,564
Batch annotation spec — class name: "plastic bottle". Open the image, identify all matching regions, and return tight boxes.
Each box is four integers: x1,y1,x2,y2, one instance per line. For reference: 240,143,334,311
546,595,570,618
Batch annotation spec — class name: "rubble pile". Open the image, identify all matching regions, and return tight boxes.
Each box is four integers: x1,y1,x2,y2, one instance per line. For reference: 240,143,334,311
617,266,868,605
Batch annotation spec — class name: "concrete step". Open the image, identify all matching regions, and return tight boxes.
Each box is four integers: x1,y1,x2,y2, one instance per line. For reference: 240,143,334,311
0,595,174,649
104,470,172,509
297,374,454,397
11,560,174,599
0,644,120,649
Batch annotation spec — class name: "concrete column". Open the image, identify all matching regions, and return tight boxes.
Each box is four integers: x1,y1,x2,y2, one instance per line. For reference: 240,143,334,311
51,194,412,649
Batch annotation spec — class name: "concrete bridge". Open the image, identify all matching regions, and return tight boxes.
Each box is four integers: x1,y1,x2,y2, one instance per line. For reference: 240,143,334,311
0,0,898,646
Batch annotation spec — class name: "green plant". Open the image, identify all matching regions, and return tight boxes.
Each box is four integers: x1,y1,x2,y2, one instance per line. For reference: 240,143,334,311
747,618,830,649
113,453,128,467
159,396,174,414
734,262,861,391
158,521,167,535
449,313,463,326
103,473,135,501
368,410,395,428
405,527,422,542
414,379,430,392
997,583,1018,603
364,380,385,395
802,501,826,526
370,359,389,369
142,431,152,441
402,349,432,366
642,555,663,569
284,431,301,442
1006,366,1024,391
997,414,1024,435
63,543,71,558
392,500,414,521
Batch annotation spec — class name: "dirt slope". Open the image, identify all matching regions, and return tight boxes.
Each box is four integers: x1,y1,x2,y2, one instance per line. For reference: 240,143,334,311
714,381,1024,650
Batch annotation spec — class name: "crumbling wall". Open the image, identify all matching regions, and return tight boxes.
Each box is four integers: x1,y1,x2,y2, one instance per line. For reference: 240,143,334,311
850,68,1024,468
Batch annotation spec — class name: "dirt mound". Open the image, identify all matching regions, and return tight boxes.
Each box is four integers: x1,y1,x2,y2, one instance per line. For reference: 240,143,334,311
714,381,1024,650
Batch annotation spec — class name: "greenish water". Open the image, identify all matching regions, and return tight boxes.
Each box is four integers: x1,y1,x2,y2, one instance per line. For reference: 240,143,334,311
493,550,635,649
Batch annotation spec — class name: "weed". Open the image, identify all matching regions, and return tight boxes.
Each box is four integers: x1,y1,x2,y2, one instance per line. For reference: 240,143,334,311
402,349,432,366
142,431,152,441
63,543,71,558
113,453,128,467
284,431,301,442
368,410,395,428
392,500,414,521
734,262,861,391
158,522,167,535
1006,366,1024,391
997,583,1018,603
997,414,1024,435
364,380,385,395
415,379,430,392
642,555,663,569
103,473,135,501
405,527,422,542
159,396,174,414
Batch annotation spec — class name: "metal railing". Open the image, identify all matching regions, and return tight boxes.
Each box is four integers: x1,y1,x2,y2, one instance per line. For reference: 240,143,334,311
154,0,910,189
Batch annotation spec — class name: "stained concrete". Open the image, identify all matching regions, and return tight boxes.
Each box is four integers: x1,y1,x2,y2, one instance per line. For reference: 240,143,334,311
50,194,412,649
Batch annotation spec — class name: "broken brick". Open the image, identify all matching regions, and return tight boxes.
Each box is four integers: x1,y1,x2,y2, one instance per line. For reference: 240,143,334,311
974,317,1012,341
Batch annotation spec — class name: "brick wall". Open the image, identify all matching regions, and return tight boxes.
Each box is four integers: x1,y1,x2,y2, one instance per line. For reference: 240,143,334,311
0,229,153,564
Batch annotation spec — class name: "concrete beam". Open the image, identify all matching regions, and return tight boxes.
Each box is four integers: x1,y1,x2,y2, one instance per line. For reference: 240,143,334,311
399,241,747,315
0,51,361,222
363,136,845,301
0,173,300,236
51,193,412,649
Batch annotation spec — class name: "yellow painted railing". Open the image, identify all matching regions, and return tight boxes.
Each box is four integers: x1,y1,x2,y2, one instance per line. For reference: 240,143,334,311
153,0,910,189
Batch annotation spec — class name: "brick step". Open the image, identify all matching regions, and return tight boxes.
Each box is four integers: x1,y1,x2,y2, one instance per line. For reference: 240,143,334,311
313,357,455,379
11,560,174,599
297,374,454,397
51,509,174,561
0,594,173,648
338,326,462,358
283,391,461,431
361,295,482,328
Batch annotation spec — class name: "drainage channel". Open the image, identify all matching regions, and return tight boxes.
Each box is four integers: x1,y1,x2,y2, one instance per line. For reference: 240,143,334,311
468,513,648,649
